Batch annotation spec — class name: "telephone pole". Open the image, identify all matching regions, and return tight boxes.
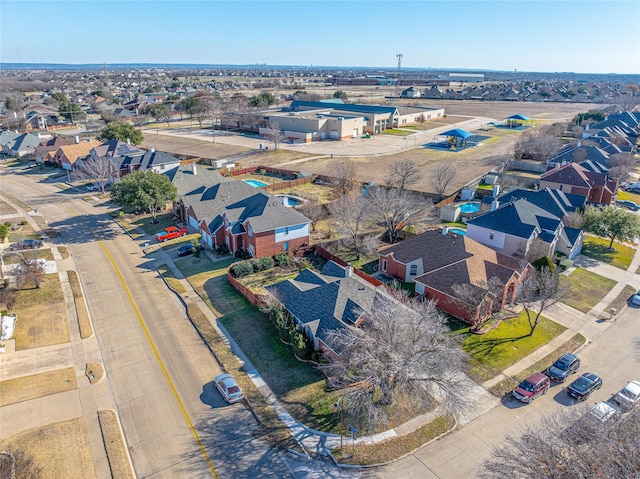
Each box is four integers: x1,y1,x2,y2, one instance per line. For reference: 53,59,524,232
396,53,403,96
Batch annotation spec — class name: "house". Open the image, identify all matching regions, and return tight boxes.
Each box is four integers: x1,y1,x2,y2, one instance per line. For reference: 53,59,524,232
265,261,393,355
401,87,421,98
539,162,618,205
167,164,310,258
466,192,585,260
2,132,42,157
51,139,102,169
113,148,180,175
378,229,529,324
0,130,20,154
34,136,76,163
89,139,144,160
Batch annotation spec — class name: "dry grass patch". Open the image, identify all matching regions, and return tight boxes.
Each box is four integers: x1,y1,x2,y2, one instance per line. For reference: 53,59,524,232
0,367,77,406
85,362,104,384
333,414,455,465
0,191,33,212
158,264,187,293
98,410,134,479
13,275,69,350
0,418,96,479
68,270,93,339
6,223,40,242
57,246,70,259
1,248,54,264
0,199,17,215
602,285,637,320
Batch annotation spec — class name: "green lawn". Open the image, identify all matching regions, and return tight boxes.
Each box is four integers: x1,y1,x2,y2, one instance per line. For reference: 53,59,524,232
131,213,174,235
560,268,617,313
616,190,640,203
581,235,636,270
381,129,413,136
450,311,566,382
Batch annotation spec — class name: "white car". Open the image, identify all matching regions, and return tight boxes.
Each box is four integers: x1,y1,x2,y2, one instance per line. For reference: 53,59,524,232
214,373,244,404
589,401,620,422
613,380,640,411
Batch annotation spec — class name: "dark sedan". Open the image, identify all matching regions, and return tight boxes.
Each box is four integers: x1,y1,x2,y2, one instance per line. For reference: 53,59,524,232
546,353,581,382
177,244,194,257
9,239,43,251
566,372,602,401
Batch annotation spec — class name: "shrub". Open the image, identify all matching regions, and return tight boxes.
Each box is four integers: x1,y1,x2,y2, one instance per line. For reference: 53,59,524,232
230,261,253,278
273,252,289,267
253,256,275,272
0,224,9,240
531,256,556,273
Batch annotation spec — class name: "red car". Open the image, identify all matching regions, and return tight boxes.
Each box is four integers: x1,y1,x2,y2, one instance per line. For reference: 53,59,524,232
512,372,551,403
155,226,188,242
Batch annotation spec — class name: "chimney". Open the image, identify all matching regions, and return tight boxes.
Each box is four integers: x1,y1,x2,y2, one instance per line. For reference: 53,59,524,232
492,184,500,198
577,141,581,147
491,199,500,211
191,162,197,175
149,147,155,154
555,163,560,171
126,137,130,145
442,226,448,236
346,263,353,277
74,135,80,144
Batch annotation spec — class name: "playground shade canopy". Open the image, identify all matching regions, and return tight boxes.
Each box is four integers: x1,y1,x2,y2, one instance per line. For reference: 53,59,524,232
441,128,472,139
506,114,530,121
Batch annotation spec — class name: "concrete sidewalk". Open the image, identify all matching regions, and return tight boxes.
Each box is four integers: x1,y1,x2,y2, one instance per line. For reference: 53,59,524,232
483,246,640,390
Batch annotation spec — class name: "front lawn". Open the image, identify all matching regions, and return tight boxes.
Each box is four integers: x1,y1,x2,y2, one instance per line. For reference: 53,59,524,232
581,235,636,270
130,213,175,235
616,190,640,203
450,311,566,382
381,129,413,136
560,267,617,313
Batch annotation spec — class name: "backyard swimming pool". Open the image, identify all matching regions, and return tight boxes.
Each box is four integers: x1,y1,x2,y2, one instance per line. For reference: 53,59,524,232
448,228,467,236
458,202,480,214
274,195,305,207
244,179,268,188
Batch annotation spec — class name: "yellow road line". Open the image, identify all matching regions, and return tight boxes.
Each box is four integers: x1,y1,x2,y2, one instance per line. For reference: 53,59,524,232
98,240,219,478
11,191,217,475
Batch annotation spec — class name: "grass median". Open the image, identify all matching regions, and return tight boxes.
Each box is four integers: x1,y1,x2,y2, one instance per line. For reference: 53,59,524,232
68,270,93,339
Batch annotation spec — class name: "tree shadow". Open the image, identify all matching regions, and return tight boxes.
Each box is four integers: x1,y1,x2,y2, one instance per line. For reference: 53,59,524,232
44,213,121,244
464,334,530,358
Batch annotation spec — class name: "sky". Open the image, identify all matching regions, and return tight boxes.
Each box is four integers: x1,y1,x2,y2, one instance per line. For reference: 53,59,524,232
2,1,639,74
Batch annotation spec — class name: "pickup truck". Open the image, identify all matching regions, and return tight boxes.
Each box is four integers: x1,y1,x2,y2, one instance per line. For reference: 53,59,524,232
155,226,188,242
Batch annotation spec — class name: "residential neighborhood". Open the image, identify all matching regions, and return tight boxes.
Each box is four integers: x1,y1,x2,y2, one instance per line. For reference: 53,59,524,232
0,6,639,477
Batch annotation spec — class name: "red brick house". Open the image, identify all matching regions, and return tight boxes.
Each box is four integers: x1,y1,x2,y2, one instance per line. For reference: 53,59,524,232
378,228,530,325
169,165,310,258
539,163,618,205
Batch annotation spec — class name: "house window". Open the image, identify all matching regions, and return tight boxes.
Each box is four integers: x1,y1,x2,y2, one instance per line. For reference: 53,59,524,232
489,231,494,240
247,223,254,238
284,226,289,235
410,264,417,276
382,259,387,272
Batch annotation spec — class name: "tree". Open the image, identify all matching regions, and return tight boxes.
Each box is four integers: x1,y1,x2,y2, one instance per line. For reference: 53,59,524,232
264,120,287,150
451,277,506,330
319,296,468,430
98,121,144,145
180,96,202,119
519,267,565,336
74,156,119,194
142,103,170,127
333,90,348,101
582,205,640,249
513,125,563,162
608,152,637,181
328,193,370,260
415,113,426,124
248,92,276,107
367,187,429,244
298,201,326,233
111,170,177,222
13,254,46,289
430,163,457,198
0,286,17,313
58,102,86,122
333,159,361,197
0,447,42,479
387,159,423,191
480,407,640,479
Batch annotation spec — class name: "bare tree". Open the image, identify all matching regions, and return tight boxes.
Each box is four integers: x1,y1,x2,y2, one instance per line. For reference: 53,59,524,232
367,186,429,244
519,267,565,336
387,159,423,191
328,193,371,260
562,211,583,229
0,286,17,313
415,113,426,124
0,447,42,479
430,163,457,198
609,152,637,181
514,125,564,162
333,160,361,197
526,237,553,262
451,277,506,330
480,407,640,479
298,201,326,233
74,156,119,194
264,120,287,150
13,254,46,289
320,296,468,430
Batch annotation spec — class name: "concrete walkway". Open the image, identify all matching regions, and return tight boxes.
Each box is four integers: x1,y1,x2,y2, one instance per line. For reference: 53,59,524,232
483,245,640,390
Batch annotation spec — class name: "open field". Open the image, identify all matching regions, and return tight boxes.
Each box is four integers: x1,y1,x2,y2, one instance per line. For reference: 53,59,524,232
0,418,96,479
140,132,249,159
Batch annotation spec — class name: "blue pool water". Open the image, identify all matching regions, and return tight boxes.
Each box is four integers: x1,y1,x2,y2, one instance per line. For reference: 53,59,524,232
449,228,467,236
274,195,304,207
458,202,480,214
244,179,268,188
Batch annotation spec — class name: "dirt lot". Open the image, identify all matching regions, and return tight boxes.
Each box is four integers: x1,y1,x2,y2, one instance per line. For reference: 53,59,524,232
140,133,248,160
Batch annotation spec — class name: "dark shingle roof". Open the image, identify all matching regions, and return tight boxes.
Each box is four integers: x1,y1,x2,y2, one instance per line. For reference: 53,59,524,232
468,199,560,239
496,188,586,217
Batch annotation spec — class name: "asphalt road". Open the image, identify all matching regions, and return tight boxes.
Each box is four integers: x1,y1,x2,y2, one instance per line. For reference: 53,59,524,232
0,169,299,479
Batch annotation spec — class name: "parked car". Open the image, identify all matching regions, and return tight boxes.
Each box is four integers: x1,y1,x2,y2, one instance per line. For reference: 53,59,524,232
9,239,43,251
630,290,640,306
613,380,640,411
546,353,581,382
214,373,244,404
615,199,640,211
588,401,620,422
566,372,602,401
512,372,551,403
155,226,188,242
177,244,194,257
627,187,640,194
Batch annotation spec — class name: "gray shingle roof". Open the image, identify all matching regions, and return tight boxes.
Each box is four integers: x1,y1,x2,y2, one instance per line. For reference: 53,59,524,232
496,188,586,217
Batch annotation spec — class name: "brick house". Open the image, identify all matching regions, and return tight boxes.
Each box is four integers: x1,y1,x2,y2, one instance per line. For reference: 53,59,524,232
539,163,618,205
167,164,310,258
378,228,529,324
